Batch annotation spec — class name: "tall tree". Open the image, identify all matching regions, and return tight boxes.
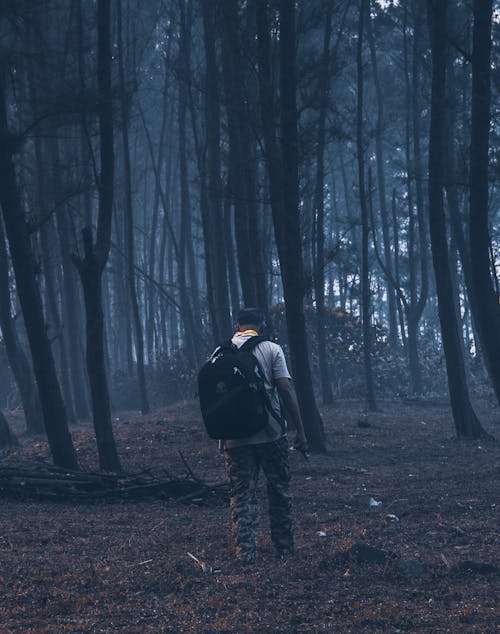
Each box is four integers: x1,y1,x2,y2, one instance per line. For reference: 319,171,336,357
0,215,44,434
73,0,121,471
256,0,326,452
200,0,232,343
468,0,500,406
312,0,334,405
0,72,78,469
366,3,398,349
220,0,267,312
356,0,377,411
117,0,150,414
427,0,486,439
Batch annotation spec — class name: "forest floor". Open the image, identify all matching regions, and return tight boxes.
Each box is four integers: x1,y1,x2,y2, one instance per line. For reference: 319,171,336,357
0,397,498,633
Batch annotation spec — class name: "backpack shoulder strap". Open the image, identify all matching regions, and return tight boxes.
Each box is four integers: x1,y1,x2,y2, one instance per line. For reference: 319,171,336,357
239,335,267,352
238,335,284,425
209,340,235,361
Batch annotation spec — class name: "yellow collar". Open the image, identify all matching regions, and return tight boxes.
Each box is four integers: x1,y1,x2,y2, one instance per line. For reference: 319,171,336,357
235,329,259,337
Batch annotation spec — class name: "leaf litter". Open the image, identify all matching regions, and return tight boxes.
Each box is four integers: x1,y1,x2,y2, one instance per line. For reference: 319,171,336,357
0,398,498,632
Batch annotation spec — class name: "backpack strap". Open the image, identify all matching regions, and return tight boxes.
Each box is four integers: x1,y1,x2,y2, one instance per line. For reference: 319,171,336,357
238,335,285,428
239,335,267,352
209,340,235,362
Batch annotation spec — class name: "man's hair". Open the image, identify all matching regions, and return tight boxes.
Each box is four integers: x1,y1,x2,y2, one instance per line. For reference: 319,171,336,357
236,307,265,327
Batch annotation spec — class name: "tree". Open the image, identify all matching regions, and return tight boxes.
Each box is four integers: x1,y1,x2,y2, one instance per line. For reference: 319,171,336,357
200,0,232,343
468,0,500,406
0,215,44,434
117,0,150,414
73,0,121,471
256,0,326,452
427,0,486,439
312,0,335,405
356,0,377,411
0,72,78,470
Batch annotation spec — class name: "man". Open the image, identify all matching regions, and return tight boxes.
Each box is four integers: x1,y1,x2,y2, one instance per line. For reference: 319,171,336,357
223,307,308,563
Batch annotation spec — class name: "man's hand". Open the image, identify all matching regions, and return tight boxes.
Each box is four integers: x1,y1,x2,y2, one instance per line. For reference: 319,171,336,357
294,433,309,458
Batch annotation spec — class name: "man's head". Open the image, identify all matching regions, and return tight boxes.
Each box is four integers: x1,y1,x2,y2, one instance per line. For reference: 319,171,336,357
236,307,266,333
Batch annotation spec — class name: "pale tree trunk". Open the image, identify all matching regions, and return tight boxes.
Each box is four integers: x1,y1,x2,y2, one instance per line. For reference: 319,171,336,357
366,7,398,348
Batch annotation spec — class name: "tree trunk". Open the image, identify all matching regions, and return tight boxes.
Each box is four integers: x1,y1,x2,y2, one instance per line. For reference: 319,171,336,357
312,1,334,405
74,0,121,471
0,74,78,469
0,410,18,449
427,0,486,439
367,8,398,349
200,0,232,342
468,0,500,406
220,0,267,312
256,0,326,452
356,0,377,411
0,215,44,434
117,0,150,414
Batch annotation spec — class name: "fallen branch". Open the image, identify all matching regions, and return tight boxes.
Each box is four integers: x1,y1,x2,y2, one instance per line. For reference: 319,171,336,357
0,465,227,504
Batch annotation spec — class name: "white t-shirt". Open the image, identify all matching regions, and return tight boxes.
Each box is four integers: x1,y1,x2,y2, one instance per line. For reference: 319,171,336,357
224,332,291,449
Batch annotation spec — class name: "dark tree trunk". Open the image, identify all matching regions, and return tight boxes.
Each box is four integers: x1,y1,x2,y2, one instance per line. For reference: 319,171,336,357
200,1,232,342
0,216,44,434
312,1,334,405
427,0,486,439
117,0,150,415
256,0,326,452
0,75,78,470
55,175,90,420
74,0,121,471
0,410,18,449
468,0,500,406
356,0,377,411
176,1,205,362
220,0,267,312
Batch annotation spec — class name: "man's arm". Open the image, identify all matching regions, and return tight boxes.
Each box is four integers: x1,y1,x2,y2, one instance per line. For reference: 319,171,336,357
275,378,308,453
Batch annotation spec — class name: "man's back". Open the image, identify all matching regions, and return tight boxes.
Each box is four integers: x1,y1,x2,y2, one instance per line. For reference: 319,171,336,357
224,332,290,449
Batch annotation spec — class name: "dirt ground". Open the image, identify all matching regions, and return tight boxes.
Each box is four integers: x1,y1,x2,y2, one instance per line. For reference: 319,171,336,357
0,398,498,633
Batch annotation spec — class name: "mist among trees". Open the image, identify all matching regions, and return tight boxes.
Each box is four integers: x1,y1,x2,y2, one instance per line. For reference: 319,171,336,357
0,0,498,468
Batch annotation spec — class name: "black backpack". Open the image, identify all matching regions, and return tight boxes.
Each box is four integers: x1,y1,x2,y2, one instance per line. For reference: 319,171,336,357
197,336,274,440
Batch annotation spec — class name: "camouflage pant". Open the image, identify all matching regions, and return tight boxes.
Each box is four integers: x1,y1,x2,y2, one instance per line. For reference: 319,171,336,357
224,436,294,560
